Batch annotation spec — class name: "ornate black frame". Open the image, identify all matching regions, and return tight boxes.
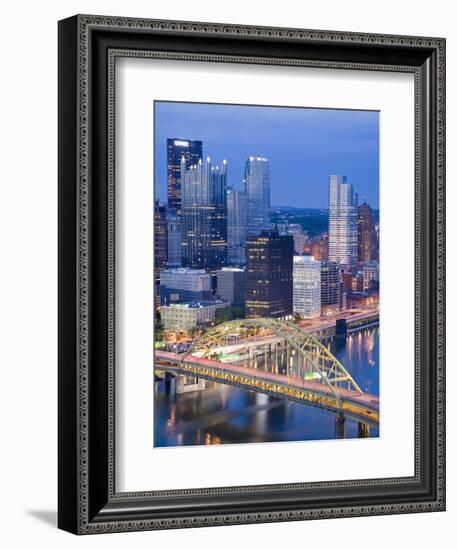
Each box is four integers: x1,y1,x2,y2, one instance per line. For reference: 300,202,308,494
58,14,446,534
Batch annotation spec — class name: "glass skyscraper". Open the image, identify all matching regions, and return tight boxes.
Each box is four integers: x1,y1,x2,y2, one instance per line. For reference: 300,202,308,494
328,175,358,267
226,186,247,262
293,255,321,319
181,157,228,269
166,138,203,210
244,156,271,235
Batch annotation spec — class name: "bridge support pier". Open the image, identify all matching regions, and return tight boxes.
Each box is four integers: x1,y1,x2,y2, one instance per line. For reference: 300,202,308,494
175,375,206,394
358,422,370,438
164,372,175,395
335,412,346,439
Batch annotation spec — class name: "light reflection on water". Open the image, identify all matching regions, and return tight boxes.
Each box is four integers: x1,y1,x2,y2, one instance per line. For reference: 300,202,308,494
154,325,379,447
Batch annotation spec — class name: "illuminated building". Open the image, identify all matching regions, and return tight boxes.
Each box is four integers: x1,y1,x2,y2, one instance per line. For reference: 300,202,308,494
293,255,321,319
226,187,247,262
328,175,358,266
358,201,378,262
181,157,228,269
245,230,293,319
161,300,229,331
166,138,202,210
244,156,271,234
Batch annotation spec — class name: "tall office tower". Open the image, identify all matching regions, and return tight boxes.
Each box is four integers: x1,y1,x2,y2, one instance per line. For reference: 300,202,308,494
245,230,293,319
159,267,212,305
320,260,341,312
328,175,358,266
358,201,378,262
181,157,228,269
226,187,247,262
166,212,182,267
216,267,246,309
166,138,203,210
154,200,168,277
293,255,321,319
244,156,271,235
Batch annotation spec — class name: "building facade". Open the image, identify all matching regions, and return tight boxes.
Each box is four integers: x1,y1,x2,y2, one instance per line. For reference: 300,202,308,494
245,231,293,319
166,138,203,210
159,267,212,305
362,261,379,291
166,212,182,267
244,156,271,235
320,260,341,312
161,300,229,331
181,157,228,269
154,200,168,276
328,175,358,266
216,267,246,309
358,201,378,262
293,255,321,319
226,187,247,262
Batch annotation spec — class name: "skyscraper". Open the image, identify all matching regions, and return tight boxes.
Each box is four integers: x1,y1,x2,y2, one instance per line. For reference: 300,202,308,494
226,187,247,262
154,200,167,276
328,175,358,266
358,201,378,262
181,157,228,269
245,230,293,319
293,255,321,319
166,212,182,267
166,138,203,210
320,260,341,312
244,156,270,235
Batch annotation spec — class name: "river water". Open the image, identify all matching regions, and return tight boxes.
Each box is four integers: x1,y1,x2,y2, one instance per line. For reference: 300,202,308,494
154,324,379,447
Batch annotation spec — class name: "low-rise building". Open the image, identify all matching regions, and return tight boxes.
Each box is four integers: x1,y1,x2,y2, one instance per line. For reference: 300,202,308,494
159,267,212,305
161,300,229,331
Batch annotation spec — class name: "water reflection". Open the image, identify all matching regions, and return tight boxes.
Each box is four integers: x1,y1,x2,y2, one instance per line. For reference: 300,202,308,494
154,325,379,447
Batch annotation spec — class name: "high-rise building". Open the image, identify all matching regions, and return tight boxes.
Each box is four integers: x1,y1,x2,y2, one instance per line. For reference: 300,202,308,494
166,138,203,210
216,267,246,309
166,212,182,267
244,156,271,235
358,202,378,262
328,175,358,266
181,157,228,269
226,187,247,262
245,230,293,319
159,267,212,305
320,260,341,311
293,255,321,319
154,200,168,276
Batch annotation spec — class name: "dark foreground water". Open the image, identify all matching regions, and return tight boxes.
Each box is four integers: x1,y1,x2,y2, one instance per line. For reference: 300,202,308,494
154,325,379,447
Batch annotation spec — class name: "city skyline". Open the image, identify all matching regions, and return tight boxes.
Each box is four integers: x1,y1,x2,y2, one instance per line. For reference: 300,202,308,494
154,101,379,208
154,103,380,448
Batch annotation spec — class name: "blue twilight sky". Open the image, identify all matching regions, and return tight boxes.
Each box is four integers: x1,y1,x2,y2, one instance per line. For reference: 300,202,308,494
154,101,379,209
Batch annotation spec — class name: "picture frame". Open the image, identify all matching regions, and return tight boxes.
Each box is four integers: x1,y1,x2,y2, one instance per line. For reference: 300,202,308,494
58,14,445,534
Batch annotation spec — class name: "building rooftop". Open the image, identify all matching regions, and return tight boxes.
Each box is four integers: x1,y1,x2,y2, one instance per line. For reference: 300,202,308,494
164,300,228,309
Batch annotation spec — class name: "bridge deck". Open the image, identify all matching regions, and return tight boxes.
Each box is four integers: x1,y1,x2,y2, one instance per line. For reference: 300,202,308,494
155,350,379,421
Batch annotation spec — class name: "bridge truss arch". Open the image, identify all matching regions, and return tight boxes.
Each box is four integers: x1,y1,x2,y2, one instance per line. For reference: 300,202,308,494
180,318,363,402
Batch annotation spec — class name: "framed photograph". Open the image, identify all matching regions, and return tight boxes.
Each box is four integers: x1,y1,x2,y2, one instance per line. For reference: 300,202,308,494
58,14,445,534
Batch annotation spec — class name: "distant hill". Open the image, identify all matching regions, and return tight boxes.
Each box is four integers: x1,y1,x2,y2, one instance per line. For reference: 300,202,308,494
270,206,380,236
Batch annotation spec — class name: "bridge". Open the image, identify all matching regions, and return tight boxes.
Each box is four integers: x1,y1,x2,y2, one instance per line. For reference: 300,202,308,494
155,318,379,428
